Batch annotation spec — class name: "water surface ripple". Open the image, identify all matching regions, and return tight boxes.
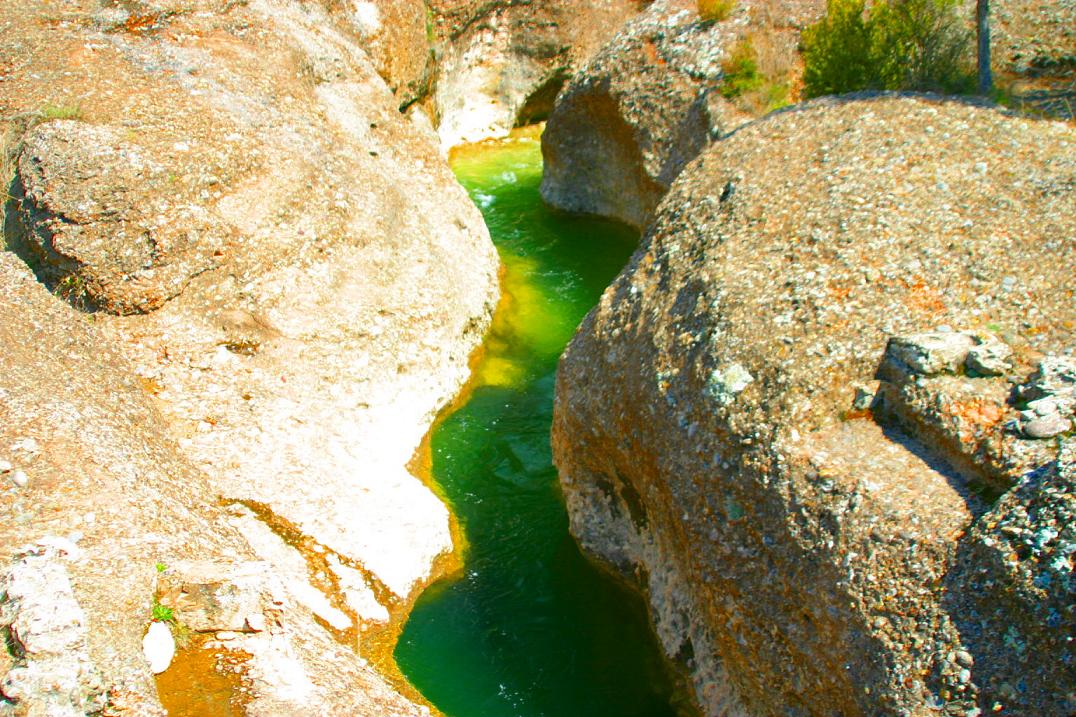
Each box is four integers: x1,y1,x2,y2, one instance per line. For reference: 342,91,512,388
394,132,680,717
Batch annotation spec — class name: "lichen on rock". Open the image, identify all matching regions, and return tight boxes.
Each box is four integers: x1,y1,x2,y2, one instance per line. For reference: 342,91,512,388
552,94,1075,716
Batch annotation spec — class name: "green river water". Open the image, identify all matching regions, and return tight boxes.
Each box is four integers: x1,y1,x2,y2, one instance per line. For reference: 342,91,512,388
393,131,681,717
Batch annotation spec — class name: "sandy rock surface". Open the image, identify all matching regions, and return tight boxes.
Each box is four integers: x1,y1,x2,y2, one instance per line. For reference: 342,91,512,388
0,253,230,715
347,0,434,106
553,95,1074,716
1,0,499,713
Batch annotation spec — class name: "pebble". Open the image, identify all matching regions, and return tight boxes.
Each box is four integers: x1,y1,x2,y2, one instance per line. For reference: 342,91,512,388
10,470,28,488
852,385,875,410
12,437,38,453
1023,414,1071,439
1026,397,1059,416
0,459,10,472
142,621,175,674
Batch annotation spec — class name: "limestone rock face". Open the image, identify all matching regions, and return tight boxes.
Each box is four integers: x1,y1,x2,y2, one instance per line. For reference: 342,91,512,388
1,0,499,713
540,0,742,228
12,121,232,315
552,96,1074,716
349,0,433,105
429,0,645,148
540,0,822,229
0,252,231,714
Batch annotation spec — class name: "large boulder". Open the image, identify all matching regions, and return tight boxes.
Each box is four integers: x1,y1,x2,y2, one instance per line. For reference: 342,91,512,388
540,0,821,229
2,0,498,712
428,0,646,148
552,95,1074,716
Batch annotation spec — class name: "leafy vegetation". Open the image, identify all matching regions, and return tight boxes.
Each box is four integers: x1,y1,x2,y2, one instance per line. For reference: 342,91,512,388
720,36,792,114
151,599,175,623
802,0,974,98
697,0,736,23
55,273,91,310
720,37,763,99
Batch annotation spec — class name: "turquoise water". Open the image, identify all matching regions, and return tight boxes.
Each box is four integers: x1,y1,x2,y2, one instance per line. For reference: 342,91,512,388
393,132,680,717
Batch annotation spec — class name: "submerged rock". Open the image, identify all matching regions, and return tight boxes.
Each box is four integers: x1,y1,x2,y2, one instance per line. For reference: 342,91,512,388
552,95,1074,716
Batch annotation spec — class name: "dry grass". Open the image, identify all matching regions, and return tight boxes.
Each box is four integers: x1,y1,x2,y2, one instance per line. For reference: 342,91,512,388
698,0,736,22
721,27,798,116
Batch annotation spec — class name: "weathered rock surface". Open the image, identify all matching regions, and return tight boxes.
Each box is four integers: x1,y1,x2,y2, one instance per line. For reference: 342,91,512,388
0,252,226,715
345,0,434,106
945,441,1075,717
1,543,106,716
0,253,434,716
989,0,1076,78
11,121,233,315
540,0,821,228
552,95,1074,716
541,0,741,228
2,0,499,713
428,0,646,148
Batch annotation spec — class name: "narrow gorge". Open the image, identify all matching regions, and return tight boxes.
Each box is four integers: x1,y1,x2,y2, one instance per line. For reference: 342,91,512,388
394,131,682,717
1,1,1073,717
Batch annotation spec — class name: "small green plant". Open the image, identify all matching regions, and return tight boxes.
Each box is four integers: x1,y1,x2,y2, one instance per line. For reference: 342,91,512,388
697,0,736,22
38,104,83,122
764,81,790,110
720,37,763,99
802,0,974,98
425,5,436,45
55,273,91,310
155,561,168,573
151,599,175,623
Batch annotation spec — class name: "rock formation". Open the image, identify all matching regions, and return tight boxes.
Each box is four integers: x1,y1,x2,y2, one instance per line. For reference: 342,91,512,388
540,0,821,229
989,0,1075,78
345,0,435,107
552,95,1074,716
428,0,647,148
1,0,498,712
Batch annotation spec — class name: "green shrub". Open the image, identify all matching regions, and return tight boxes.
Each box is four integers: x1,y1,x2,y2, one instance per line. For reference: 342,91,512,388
802,0,974,98
698,0,736,23
720,37,763,99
